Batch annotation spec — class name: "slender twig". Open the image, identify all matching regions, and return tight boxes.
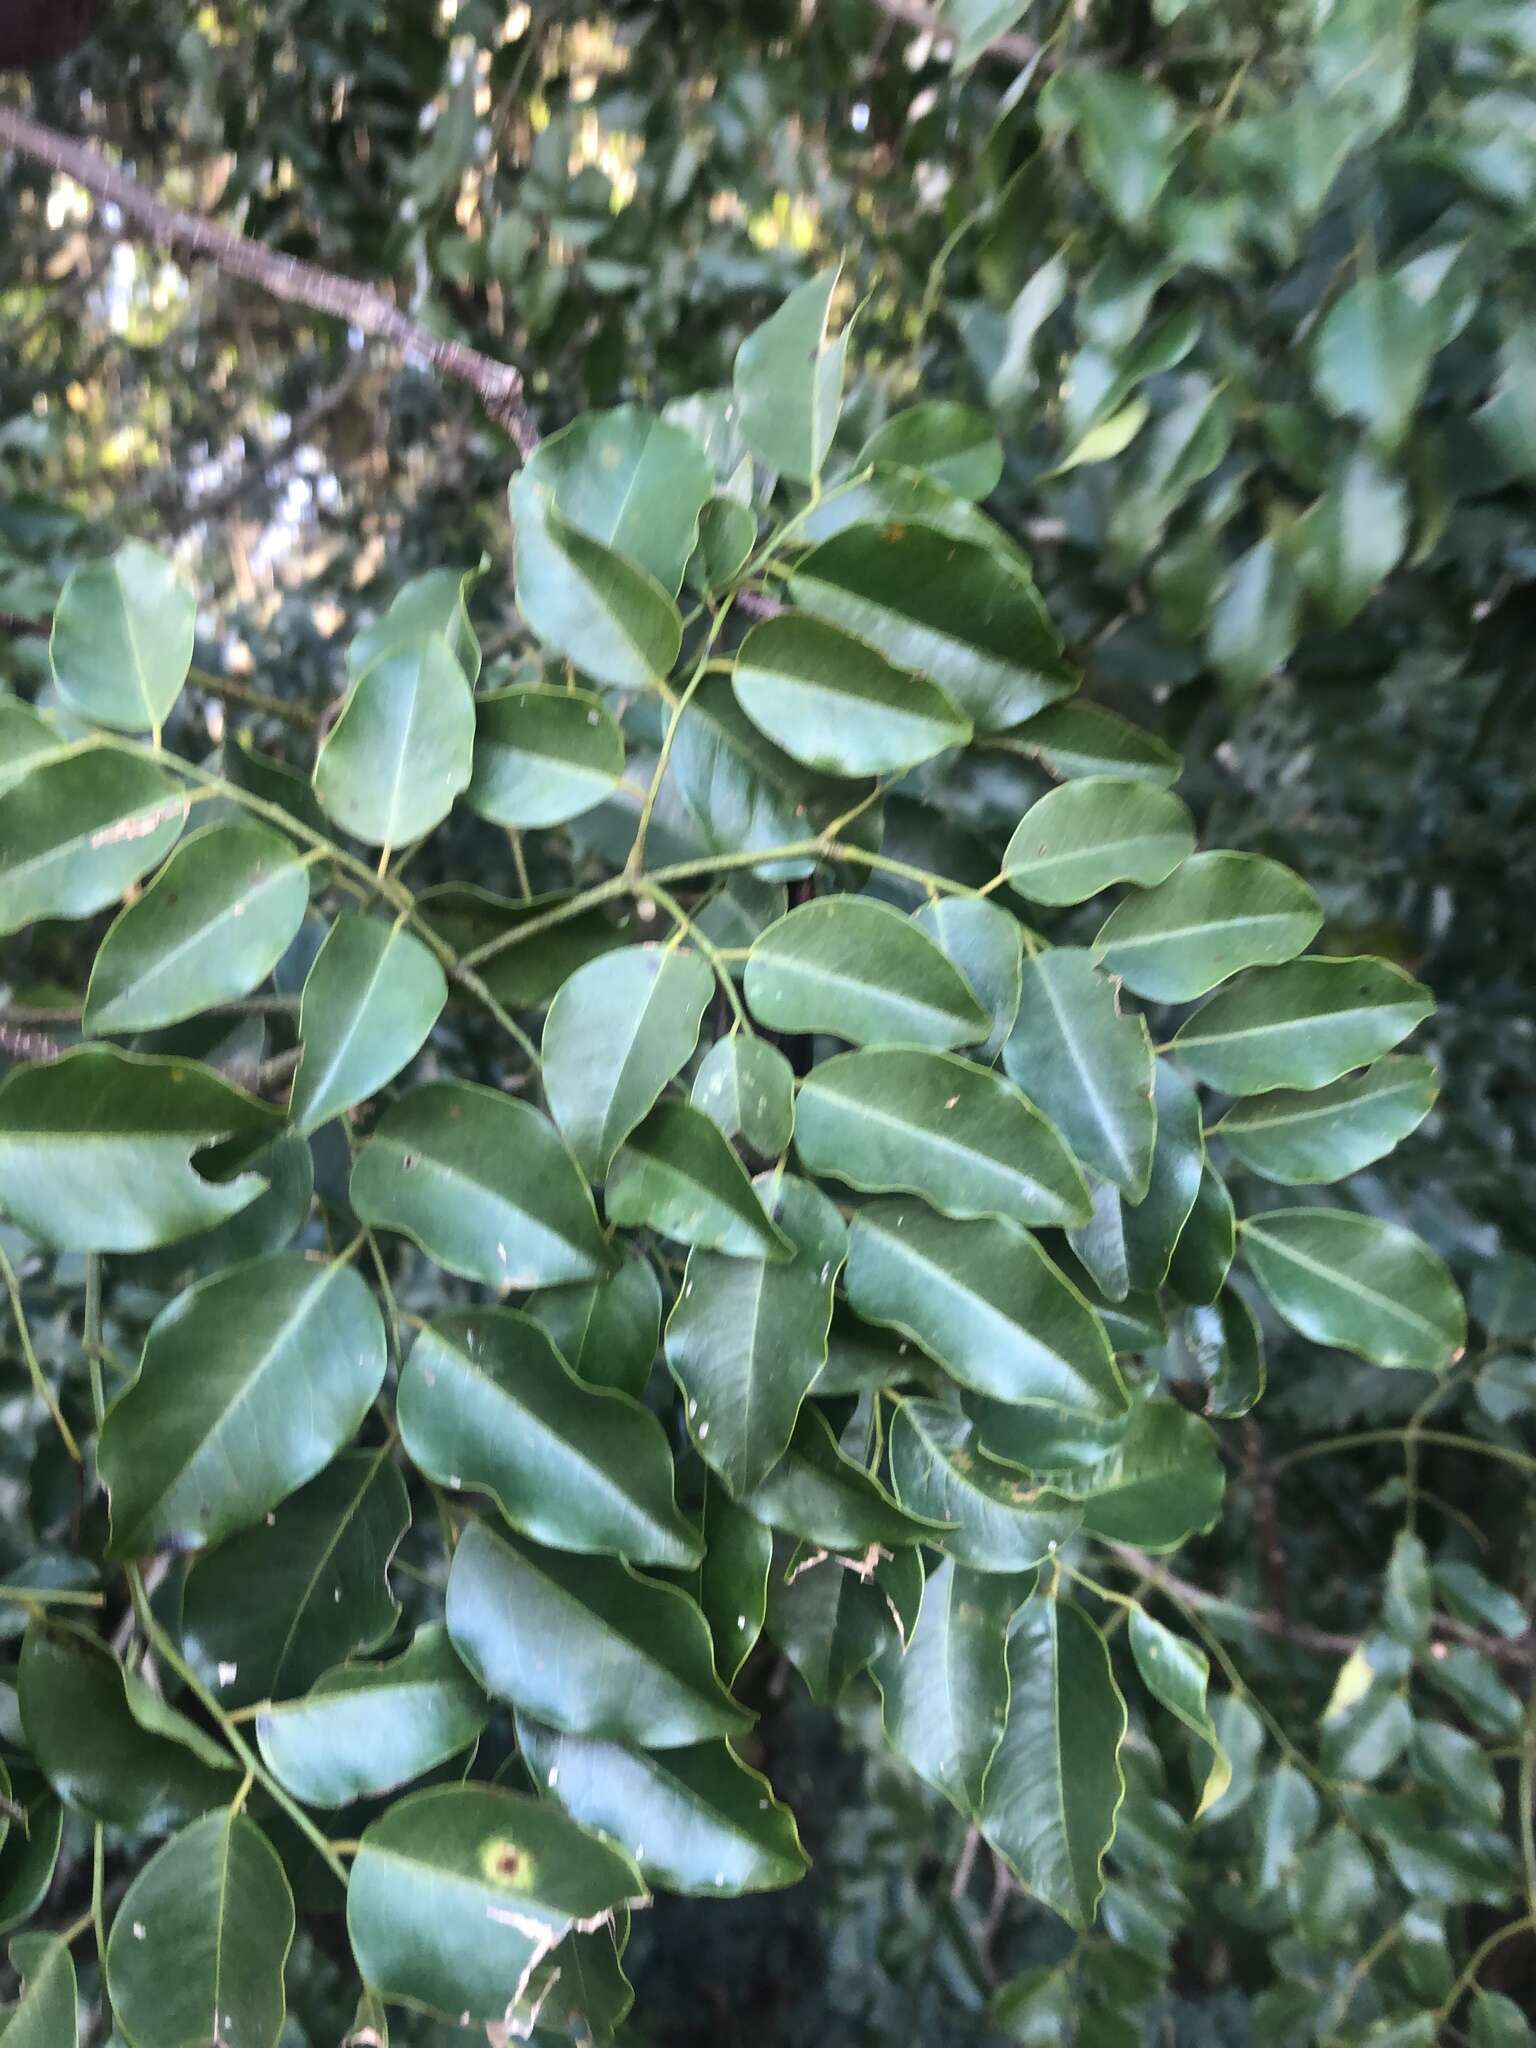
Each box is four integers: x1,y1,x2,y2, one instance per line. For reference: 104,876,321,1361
0,1242,82,1463
0,105,539,457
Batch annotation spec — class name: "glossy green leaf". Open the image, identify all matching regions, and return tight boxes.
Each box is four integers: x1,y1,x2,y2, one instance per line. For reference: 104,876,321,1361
0,700,70,795
1117,1062,1204,1294
791,521,1076,731
446,1521,751,1747
99,1251,387,1555
745,897,990,1050
1071,1401,1225,1550
349,563,483,686
1312,272,1439,449
106,1810,293,2048
606,1100,791,1259
913,896,1022,1060
3,1934,76,2048
0,1778,63,1939
1167,1290,1266,1419
691,1034,796,1157
526,1253,662,1399
544,946,714,1180
1216,1056,1437,1184
874,1557,1025,1814
521,405,713,594
845,1200,1126,1416
795,1048,1091,1229
49,538,194,733
1166,1164,1237,1306
313,632,475,847
665,1173,844,1493
345,1784,641,2025
888,1399,1082,1571
765,1542,922,1703
287,913,446,1135
465,685,625,828
1172,956,1434,1094
255,1625,487,1808
1006,701,1182,788
516,1717,807,1895
795,460,1015,551
980,1596,1127,1928
1003,777,1194,906
511,475,682,690
351,1080,611,1287
731,614,971,776
1205,536,1301,695
180,1450,408,1709
741,1403,935,1555
1002,948,1156,1199
18,1622,235,1830
83,822,308,1035
1294,448,1410,627
1039,66,1188,224
733,268,850,484
399,1309,701,1568
0,1047,277,1252
858,402,1003,499
1241,1209,1466,1369
697,1484,773,1684
0,751,187,938
1127,1608,1230,1817
1094,852,1323,1002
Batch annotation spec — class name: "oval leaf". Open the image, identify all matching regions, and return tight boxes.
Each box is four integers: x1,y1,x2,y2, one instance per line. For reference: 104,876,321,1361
1094,852,1323,1003
1002,949,1156,1200
1003,777,1195,906
605,1101,791,1260
466,685,625,829
857,401,1003,500
0,751,187,939
745,898,990,1051
731,615,970,776
888,1400,1082,1572
733,268,850,484
521,405,713,595
1215,1055,1437,1185
50,538,194,733
288,913,447,1135
313,632,475,847
1172,956,1434,1095
691,1035,796,1158
1241,1209,1465,1369
511,477,682,690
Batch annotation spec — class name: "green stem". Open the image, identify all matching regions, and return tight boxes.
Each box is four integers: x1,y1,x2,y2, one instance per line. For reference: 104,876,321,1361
91,1825,107,1963
1273,1428,1536,1481
628,603,734,878
640,882,750,1029
0,1586,103,1607
0,1242,82,1463
84,1252,105,1433
126,1565,351,1887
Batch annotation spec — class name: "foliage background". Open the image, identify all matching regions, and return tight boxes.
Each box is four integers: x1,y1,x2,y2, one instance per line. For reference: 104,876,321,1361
2,0,1536,2042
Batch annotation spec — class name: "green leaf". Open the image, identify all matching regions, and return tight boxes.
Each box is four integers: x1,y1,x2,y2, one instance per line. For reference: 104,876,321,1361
607,1100,793,1259
665,1174,844,1494
690,495,758,591
0,1047,278,1252
1206,536,1302,696
845,1200,1126,1415
743,1405,938,1554
874,1557,1025,1813
465,685,625,828
913,897,1022,1060
0,1778,63,1939
1039,67,1188,225
980,1596,1127,1928
1251,1764,1321,1892
345,1784,641,2025
697,1484,773,1683
1127,1608,1230,1817
733,268,851,484
1094,852,1323,1002
314,632,474,847
350,1080,611,1287
1003,778,1194,906
1172,956,1433,1094
544,947,714,1180
857,402,1003,499
1433,1562,1530,1641
99,1251,387,1555
745,897,990,1050
3,1935,76,2048
1241,1209,1466,1369
791,522,1076,732
1312,273,1439,449
939,0,1032,68
106,1810,293,2048
1071,1401,1225,1550
399,1309,701,1569
795,461,1016,550
1167,1165,1237,1306
18,1622,235,1830
255,1626,488,1808
731,614,971,776
691,1035,796,1157
765,1542,922,1703
1294,448,1410,627
1006,701,1182,788
526,1254,662,1399
446,1521,751,1746
287,913,447,1135
1051,396,1150,476
0,701,72,795
0,750,188,938
520,405,713,595
1115,1062,1205,1295
516,1718,807,1896
180,1450,408,1709
83,822,308,1035
1216,1056,1437,1184
1471,1993,1533,2048
796,1047,1090,1230
1002,948,1156,1199
349,563,484,686
49,538,194,732
1167,1291,1266,1419
888,1399,1082,1571
511,475,682,690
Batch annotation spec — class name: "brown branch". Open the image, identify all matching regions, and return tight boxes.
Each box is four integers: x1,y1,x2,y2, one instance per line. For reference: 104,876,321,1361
0,104,540,458
869,0,1040,66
